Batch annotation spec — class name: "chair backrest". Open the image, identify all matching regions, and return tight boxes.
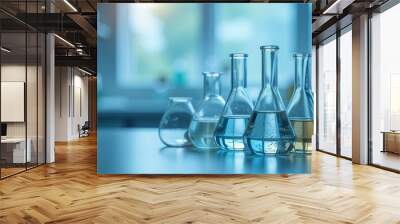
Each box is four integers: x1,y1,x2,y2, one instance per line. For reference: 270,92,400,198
82,121,90,129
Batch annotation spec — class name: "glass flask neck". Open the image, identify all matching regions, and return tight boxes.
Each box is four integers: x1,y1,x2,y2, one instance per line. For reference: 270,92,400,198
294,53,311,91
203,72,221,98
304,55,312,91
230,53,247,89
294,54,305,89
261,46,279,89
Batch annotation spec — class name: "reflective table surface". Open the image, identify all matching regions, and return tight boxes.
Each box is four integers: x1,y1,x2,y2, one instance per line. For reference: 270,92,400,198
98,128,311,174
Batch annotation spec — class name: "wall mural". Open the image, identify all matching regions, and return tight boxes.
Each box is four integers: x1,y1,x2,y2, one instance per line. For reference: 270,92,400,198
97,3,313,174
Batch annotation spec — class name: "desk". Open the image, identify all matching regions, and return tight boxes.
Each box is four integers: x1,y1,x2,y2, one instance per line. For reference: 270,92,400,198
382,131,400,154
98,128,311,174
1,138,31,163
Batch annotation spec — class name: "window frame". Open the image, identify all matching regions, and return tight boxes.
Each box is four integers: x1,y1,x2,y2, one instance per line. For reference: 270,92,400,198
315,24,353,160
368,1,400,173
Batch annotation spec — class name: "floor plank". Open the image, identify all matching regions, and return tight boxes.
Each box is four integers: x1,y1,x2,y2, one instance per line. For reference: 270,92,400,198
1,134,400,223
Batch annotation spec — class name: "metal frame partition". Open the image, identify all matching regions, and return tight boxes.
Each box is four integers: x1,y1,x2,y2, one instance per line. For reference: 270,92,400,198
367,10,373,167
316,0,400,171
367,0,400,173
0,1,47,180
336,28,342,159
0,22,2,179
315,21,353,161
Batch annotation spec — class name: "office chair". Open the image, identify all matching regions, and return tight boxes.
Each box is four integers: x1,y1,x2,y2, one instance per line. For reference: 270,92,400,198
78,121,90,138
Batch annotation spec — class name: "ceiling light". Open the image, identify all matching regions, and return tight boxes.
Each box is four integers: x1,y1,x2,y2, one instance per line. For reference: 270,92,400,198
78,67,93,76
63,0,78,12
54,34,75,48
1,47,11,53
322,0,354,15
76,48,86,56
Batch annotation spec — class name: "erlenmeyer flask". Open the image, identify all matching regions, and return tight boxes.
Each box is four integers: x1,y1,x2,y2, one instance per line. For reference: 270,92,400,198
243,45,295,155
159,97,195,147
188,72,225,149
214,53,254,150
287,53,314,153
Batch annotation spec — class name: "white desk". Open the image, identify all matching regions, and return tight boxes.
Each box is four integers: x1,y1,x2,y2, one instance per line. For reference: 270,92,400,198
1,138,31,163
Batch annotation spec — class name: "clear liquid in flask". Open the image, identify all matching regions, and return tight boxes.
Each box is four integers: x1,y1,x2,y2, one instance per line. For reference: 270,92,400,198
214,115,250,150
188,118,219,149
291,120,313,153
244,111,294,155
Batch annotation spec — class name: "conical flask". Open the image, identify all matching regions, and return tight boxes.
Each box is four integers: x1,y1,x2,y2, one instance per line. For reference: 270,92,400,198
214,53,254,150
287,53,314,153
159,97,195,147
188,72,225,149
243,45,295,155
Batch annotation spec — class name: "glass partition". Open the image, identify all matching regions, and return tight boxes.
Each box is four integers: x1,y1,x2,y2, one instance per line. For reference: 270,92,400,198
317,36,337,154
339,28,352,158
370,3,400,171
0,1,46,179
1,31,27,177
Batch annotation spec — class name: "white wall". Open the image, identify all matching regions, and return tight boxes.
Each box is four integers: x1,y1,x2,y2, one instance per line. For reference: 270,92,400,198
1,64,46,164
55,67,70,141
71,73,89,138
1,65,38,138
55,67,89,141
1,65,26,140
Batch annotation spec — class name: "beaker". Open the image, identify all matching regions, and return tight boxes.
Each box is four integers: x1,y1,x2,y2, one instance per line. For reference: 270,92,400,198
159,97,195,147
243,45,295,155
287,53,314,153
188,72,225,149
214,53,254,150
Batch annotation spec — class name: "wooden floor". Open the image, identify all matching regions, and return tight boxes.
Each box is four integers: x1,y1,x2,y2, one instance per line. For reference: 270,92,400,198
1,135,400,223
1,167,26,178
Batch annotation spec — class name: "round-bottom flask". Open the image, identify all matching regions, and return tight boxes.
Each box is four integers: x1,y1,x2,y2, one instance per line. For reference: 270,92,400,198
243,45,295,155
159,97,194,147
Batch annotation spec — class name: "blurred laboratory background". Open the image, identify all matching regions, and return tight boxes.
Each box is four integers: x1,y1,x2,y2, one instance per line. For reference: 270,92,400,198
97,3,312,127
